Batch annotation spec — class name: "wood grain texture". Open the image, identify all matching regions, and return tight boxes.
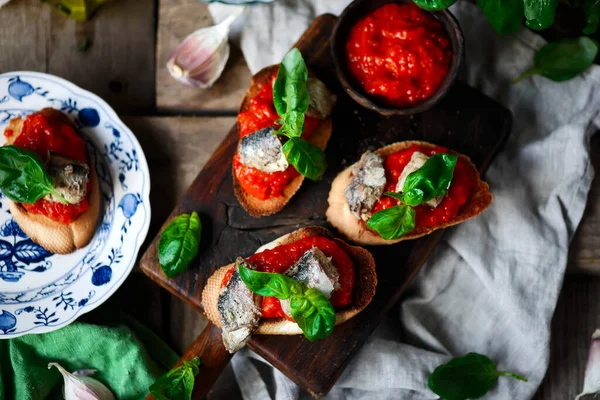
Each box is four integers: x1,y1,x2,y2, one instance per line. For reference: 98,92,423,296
155,0,251,113
0,0,156,113
140,14,512,397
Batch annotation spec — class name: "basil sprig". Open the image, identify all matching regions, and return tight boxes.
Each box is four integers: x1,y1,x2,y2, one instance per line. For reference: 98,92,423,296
272,48,327,181
367,153,457,240
0,145,68,204
158,211,202,278
149,357,200,400
428,353,527,400
239,265,336,341
514,37,599,83
477,0,524,35
412,0,457,11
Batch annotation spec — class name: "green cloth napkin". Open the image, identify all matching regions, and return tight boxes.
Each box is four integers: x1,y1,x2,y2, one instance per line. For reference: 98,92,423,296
0,319,179,400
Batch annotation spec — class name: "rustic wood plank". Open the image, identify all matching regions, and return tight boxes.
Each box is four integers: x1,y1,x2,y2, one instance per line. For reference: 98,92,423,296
155,0,251,113
140,15,512,397
0,0,156,114
568,134,600,274
534,275,600,399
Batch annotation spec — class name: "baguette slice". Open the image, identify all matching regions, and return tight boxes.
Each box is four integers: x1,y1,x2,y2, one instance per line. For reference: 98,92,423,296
327,141,493,246
233,65,333,217
202,226,377,335
4,108,101,254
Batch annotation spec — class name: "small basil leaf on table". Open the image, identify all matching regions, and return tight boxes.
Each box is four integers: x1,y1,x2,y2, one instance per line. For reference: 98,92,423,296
477,0,524,35
290,288,336,341
582,0,600,34
149,357,200,400
515,37,599,82
412,0,457,11
282,137,327,181
366,205,416,240
238,266,303,298
273,48,310,138
428,353,527,400
0,145,67,204
401,153,458,207
158,211,202,278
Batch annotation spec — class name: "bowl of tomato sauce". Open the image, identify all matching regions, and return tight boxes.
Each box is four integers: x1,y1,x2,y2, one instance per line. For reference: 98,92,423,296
331,0,464,116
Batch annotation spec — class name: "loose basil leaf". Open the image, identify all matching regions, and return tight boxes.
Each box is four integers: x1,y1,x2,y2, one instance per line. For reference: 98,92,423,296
273,48,310,138
238,265,303,299
158,212,202,278
290,288,336,341
383,191,404,202
428,353,528,400
515,37,599,82
366,205,416,240
523,0,556,21
149,357,200,400
282,137,327,181
411,0,457,11
525,13,556,31
0,145,67,204
583,0,600,34
477,0,524,34
401,153,458,207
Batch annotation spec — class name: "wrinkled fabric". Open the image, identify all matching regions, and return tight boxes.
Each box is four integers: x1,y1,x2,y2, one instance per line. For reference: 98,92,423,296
210,2,600,399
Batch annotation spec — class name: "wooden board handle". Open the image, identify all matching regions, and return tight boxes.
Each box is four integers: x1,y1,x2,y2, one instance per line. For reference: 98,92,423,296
146,323,232,400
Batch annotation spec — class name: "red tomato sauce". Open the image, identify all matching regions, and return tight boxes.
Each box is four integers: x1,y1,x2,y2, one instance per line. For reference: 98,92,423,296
372,145,474,228
234,73,320,200
221,235,355,319
4,112,89,224
346,3,452,107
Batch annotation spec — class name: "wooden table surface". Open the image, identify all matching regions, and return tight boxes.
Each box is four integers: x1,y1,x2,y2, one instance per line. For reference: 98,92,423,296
1,0,599,398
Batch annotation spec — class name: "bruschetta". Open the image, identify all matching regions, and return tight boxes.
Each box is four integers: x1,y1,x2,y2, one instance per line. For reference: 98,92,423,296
326,141,492,246
233,49,336,217
202,226,376,353
2,108,100,254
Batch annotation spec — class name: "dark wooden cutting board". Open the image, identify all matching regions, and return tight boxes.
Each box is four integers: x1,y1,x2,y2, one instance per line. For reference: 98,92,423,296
140,14,512,397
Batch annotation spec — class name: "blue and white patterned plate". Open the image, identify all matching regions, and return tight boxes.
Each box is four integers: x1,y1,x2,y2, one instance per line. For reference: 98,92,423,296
0,72,151,338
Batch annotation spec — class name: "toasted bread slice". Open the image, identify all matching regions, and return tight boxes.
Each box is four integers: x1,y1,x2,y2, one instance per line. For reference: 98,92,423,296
233,65,333,217
4,108,101,254
202,226,377,335
326,141,493,246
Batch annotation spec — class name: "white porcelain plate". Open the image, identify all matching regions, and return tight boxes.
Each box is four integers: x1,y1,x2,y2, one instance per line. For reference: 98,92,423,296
0,72,151,338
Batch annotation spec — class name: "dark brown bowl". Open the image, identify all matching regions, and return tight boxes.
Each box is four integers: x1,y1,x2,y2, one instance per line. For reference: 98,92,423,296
331,0,465,116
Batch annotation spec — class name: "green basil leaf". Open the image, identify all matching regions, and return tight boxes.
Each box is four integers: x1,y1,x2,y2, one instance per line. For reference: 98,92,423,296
149,357,200,400
428,353,528,400
515,37,599,82
583,0,600,34
523,0,557,22
383,191,404,202
412,0,457,11
477,0,523,34
0,145,64,204
290,288,336,341
401,153,458,207
273,48,310,138
366,205,416,240
158,212,202,278
282,137,327,180
238,265,302,299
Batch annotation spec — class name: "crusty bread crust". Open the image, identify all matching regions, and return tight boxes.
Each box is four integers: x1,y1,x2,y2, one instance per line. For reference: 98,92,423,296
202,226,377,335
233,65,333,217
326,141,493,246
4,108,101,254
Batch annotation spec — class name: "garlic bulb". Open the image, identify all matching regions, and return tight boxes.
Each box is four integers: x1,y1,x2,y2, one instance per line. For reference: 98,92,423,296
167,6,244,88
576,330,600,400
48,362,115,400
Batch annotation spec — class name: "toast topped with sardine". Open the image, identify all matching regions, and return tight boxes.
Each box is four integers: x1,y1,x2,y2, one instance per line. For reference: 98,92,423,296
233,49,336,217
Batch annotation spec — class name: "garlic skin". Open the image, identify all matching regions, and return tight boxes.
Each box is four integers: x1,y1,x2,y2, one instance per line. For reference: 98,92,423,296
167,7,244,88
576,329,600,400
48,362,115,400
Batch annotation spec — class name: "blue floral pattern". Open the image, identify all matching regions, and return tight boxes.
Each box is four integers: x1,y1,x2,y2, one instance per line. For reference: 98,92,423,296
0,72,150,337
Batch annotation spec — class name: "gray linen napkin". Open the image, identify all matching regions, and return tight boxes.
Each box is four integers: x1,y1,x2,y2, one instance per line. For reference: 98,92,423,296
210,1,600,398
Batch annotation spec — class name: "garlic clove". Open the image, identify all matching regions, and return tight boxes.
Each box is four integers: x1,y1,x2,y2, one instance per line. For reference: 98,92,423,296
576,330,600,400
167,6,244,89
49,362,115,400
